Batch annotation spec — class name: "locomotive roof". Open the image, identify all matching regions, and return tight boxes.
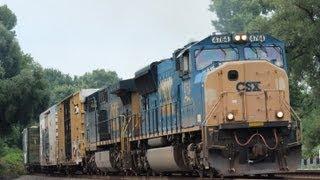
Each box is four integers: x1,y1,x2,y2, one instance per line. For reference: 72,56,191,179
89,33,287,101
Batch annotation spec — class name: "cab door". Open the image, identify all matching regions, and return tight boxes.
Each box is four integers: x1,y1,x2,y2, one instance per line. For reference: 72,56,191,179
178,51,195,128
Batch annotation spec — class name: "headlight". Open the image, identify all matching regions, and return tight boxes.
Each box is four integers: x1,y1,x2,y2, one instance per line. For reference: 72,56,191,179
227,113,234,120
241,34,248,41
234,35,241,41
276,111,284,118
275,60,283,67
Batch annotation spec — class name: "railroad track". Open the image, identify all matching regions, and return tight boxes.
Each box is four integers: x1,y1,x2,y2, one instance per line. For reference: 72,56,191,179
19,170,320,180
274,170,320,179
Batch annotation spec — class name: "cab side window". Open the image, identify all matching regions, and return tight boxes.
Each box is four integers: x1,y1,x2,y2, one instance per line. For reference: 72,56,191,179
179,52,190,77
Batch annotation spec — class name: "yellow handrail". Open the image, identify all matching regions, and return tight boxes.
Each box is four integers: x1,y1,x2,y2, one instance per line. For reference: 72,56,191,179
204,94,223,125
280,98,302,142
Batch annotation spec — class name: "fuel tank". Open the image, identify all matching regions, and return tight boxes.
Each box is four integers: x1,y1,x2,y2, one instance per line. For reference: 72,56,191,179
147,137,168,147
95,151,118,172
146,146,188,172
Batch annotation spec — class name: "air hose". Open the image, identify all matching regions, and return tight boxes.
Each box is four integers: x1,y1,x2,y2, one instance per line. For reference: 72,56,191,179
234,129,279,150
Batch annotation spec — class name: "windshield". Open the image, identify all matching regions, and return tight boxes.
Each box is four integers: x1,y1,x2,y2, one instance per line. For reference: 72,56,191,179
195,48,238,70
244,46,283,67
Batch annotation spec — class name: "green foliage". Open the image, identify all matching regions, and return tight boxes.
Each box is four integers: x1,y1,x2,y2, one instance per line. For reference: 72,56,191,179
75,69,119,89
0,140,25,176
0,5,49,137
209,0,274,32
43,68,76,105
0,23,21,79
210,0,320,157
302,108,320,157
4,124,24,148
43,68,119,106
0,5,16,30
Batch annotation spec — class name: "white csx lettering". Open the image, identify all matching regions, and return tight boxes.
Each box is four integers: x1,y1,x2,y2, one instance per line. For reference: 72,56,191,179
236,81,261,92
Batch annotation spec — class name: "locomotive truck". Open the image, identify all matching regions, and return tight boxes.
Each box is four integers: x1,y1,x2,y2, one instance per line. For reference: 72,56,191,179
23,33,302,177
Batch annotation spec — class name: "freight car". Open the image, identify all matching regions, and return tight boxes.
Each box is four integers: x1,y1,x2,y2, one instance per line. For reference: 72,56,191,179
24,32,302,177
39,105,58,172
22,126,40,173
56,89,98,173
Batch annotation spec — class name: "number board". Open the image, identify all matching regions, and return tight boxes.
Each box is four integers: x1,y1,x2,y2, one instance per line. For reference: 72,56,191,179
249,34,266,42
212,35,231,44
248,121,264,127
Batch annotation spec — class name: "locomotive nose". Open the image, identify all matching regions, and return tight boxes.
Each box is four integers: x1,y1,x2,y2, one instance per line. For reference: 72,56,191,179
204,60,290,126
203,60,301,176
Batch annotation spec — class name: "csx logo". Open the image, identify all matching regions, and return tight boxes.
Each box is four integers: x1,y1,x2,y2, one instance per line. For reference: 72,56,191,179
236,81,261,92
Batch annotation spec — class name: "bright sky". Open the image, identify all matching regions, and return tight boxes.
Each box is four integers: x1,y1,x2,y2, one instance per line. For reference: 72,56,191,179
1,0,215,79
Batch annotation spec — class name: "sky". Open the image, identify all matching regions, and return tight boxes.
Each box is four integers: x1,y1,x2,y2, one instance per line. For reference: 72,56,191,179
0,0,215,79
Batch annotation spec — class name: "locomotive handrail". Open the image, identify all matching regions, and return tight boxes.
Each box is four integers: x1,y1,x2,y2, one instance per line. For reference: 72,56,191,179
281,98,302,123
95,101,179,143
280,97,302,142
120,115,129,156
204,94,223,125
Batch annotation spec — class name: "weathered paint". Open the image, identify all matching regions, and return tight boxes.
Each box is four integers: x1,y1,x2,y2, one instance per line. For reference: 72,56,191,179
159,77,173,103
39,105,58,166
84,91,99,152
57,89,97,165
57,102,65,164
69,89,98,164
131,92,141,136
22,126,40,165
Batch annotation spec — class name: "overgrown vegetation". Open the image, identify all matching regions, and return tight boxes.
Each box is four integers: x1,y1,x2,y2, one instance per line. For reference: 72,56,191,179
210,0,320,157
0,140,25,176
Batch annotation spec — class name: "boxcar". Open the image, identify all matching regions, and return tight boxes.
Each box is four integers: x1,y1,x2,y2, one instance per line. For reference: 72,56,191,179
57,89,98,171
39,105,58,170
22,126,40,173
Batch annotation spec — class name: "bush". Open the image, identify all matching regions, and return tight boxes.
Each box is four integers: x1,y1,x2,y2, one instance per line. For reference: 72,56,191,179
302,107,320,158
0,140,25,176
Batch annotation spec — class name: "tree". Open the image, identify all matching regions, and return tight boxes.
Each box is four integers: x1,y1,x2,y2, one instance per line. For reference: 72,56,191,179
0,5,49,139
209,0,274,32
43,68,119,106
75,69,119,89
0,5,16,30
43,68,75,105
